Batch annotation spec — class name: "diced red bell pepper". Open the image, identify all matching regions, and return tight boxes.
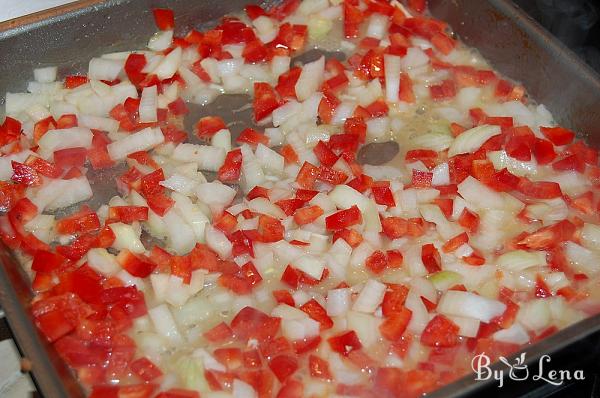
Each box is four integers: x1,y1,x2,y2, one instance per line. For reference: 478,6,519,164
366,250,388,274
399,73,416,103
381,216,408,239
333,228,363,248
300,299,333,330
117,250,156,278
540,126,575,146
195,116,226,138
411,169,433,188
31,250,67,273
203,322,234,343
382,284,409,317
153,8,175,30
269,354,298,383
379,306,412,341
130,357,163,382
431,31,455,55
518,219,576,250
309,355,332,381
372,182,396,206
11,161,41,186
421,315,460,347
318,91,340,124
56,206,101,235
293,205,323,226
517,179,562,199
421,243,441,273
218,148,242,182
236,128,269,147
254,82,281,122
429,79,456,101
552,154,585,173
328,330,362,356
108,206,149,224
325,205,362,230
230,306,281,343
533,138,557,165
64,75,88,89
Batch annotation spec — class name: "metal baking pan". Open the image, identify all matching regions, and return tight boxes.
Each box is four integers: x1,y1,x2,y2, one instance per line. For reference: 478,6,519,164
0,0,599,397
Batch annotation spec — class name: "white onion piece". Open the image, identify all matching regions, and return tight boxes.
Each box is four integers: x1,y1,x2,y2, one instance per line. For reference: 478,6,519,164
79,114,120,134
87,248,121,276
488,150,538,177
366,13,388,39
458,176,505,210
497,250,546,271
172,193,209,242
516,299,551,332
405,290,429,334
153,46,182,80
448,125,501,157
45,177,93,211
138,85,158,123
34,66,57,83
160,174,198,196
432,162,450,186
109,223,145,253
347,310,381,348
400,47,429,70
205,225,233,260
437,290,506,323
384,54,401,103
240,144,265,194
149,304,183,345
493,323,530,345
331,101,356,125
353,279,386,313
272,101,302,127
248,197,286,219
196,181,237,214
233,379,257,398
148,30,173,51
295,255,326,280
271,55,291,79
88,58,123,81
295,56,325,101
172,143,226,172
163,209,197,255
37,127,93,159
327,288,351,317
107,127,164,161
563,241,600,276
211,129,232,152
410,132,454,152
217,58,244,77
255,143,284,175
446,315,480,338
580,223,600,251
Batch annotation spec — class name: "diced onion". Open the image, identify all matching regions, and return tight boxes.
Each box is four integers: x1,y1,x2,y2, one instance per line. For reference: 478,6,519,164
148,304,184,345
448,125,501,157
172,143,226,172
295,56,325,102
352,279,386,313
139,85,158,123
205,225,233,260
437,290,506,323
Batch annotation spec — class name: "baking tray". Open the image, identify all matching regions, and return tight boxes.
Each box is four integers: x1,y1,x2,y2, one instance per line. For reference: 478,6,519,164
0,0,600,397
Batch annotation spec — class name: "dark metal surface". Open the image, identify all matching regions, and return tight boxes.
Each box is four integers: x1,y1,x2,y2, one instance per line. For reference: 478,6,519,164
0,0,599,397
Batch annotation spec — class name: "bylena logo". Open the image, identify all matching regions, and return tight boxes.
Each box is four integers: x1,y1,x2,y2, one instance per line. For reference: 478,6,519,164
471,352,585,388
